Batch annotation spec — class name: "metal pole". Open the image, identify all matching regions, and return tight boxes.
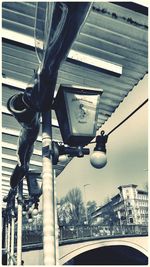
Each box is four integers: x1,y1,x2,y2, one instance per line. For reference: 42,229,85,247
83,184,90,224
5,218,8,253
7,221,11,265
10,215,15,265
2,212,6,249
54,169,59,265
17,182,23,265
42,111,56,265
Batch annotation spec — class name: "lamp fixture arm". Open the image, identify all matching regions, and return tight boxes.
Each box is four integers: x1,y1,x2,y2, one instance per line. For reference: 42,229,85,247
59,145,90,157
52,141,90,164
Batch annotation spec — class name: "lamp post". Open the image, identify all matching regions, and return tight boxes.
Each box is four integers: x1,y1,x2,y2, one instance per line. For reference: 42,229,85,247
83,184,90,224
17,181,23,265
42,111,57,265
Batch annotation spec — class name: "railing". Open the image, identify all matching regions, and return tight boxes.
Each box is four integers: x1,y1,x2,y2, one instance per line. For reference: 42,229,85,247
14,229,43,246
59,224,148,241
14,224,148,247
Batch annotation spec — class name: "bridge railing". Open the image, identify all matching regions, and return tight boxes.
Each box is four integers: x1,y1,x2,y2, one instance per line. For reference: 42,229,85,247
59,224,148,241
13,224,148,246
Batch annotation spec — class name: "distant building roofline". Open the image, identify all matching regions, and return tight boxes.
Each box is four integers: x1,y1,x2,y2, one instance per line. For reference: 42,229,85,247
91,201,111,215
91,184,148,217
118,184,138,190
111,193,120,201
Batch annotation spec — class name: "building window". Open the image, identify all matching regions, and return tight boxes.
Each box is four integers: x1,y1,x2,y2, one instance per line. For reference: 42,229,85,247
130,218,134,223
128,210,132,215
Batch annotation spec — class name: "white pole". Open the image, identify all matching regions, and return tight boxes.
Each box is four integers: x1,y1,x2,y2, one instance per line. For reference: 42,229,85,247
10,215,15,265
7,221,11,265
17,182,23,265
42,111,56,265
54,169,59,265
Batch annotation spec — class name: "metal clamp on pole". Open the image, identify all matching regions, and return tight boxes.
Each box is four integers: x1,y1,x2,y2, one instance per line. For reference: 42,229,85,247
42,111,57,265
52,141,90,165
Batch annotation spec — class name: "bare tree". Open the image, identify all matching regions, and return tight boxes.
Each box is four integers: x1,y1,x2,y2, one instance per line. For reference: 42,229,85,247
57,198,73,225
65,187,85,225
58,187,86,226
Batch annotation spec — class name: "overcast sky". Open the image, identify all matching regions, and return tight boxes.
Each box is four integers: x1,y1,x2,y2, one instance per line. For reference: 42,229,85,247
56,74,148,207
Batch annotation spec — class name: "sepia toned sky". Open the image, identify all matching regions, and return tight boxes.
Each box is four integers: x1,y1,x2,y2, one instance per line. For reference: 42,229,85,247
56,74,148,207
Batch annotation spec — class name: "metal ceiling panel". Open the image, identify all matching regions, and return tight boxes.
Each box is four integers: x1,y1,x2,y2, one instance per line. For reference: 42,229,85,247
2,2,148,197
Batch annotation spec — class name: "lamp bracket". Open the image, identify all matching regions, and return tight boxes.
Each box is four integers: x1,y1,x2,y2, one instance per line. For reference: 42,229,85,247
23,195,39,211
52,141,90,164
16,195,24,205
94,131,108,153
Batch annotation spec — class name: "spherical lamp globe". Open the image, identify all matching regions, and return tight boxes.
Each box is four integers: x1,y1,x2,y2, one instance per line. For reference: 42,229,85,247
90,151,107,169
28,206,33,213
32,208,38,217
22,210,26,216
58,155,68,163
28,217,33,223
28,213,33,223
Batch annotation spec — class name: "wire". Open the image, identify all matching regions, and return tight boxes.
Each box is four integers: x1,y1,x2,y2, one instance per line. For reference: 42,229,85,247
91,98,148,143
107,98,148,136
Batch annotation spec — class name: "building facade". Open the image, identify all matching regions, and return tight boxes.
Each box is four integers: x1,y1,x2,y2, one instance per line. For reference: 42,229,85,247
92,184,148,226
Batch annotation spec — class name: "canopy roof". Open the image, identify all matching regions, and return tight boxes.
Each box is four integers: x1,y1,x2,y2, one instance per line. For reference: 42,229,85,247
2,2,148,204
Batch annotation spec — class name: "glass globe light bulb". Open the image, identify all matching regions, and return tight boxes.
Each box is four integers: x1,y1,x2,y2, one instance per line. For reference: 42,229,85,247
22,210,26,216
90,151,107,169
28,206,33,213
28,218,33,223
58,155,68,163
32,208,38,216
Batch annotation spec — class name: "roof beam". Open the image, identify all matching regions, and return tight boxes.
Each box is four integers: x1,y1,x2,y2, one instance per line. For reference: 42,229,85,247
2,29,123,76
2,141,42,156
2,106,59,127
2,153,42,167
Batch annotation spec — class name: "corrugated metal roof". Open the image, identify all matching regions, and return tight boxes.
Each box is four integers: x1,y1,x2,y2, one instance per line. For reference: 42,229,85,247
2,2,148,202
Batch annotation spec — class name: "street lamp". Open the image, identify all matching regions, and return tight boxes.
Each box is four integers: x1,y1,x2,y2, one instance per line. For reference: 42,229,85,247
52,84,108,166
90,130,108,169
32,202,39,217
53,84,103,147
28,212,33,223
83,184,90,224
